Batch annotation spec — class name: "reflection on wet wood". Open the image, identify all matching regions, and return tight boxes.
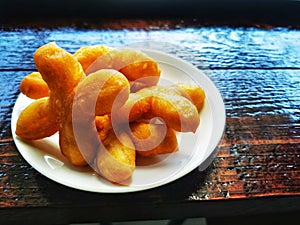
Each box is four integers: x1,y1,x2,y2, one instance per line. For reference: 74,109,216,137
2,27,300,70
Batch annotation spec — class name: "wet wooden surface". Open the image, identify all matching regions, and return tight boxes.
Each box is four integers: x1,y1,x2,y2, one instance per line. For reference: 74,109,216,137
0,17,300,224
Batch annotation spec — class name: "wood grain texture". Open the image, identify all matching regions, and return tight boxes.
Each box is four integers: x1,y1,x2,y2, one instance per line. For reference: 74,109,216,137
0,19,299,224
2,27,300,70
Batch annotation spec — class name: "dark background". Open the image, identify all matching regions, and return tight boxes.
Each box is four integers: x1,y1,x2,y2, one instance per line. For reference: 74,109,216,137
1,0,300,27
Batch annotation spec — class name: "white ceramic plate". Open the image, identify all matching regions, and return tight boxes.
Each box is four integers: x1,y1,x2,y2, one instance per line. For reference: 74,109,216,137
11,49,225,193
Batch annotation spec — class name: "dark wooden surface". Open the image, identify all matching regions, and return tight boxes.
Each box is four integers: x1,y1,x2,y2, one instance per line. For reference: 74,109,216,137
1,15,300,225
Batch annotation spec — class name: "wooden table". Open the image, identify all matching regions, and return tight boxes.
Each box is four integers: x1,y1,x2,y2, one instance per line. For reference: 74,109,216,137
1,11,300,225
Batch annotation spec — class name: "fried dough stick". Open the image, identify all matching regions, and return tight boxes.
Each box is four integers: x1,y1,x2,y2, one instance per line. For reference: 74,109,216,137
85,48,161,89
96,130,135,184
15,96,58,140
174,83,206,112
73,45,112,72
19,45,110,99
20,72,49,99
21,42,87,165
36,43,130,165
95,115,113,141
114,85,202,133
93,84,204,180
16,41,83,142
95,115,178,156
18,42,130,166
129,122,178,156
20,45,160,99
71,69,130,165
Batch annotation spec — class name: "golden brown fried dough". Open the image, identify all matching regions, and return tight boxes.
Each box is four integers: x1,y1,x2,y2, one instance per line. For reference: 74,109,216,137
17,42,131,166
174,83,206,112
71,69,130,165
85,48,161,90
95,115,112,141
34,42,84,97
19,45,110,99
15,41,206,185
114,85,200,132
19,46,161,99
96,130,135,184
118,49,161,85
34,43,131,166
73,45,112,72
78,69,130,116
130,122,178,156
15,97,58,140
34,42,88,165
20,72,49,99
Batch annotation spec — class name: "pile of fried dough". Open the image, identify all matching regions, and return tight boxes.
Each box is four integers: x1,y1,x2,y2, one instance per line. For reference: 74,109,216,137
16,42,206,184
